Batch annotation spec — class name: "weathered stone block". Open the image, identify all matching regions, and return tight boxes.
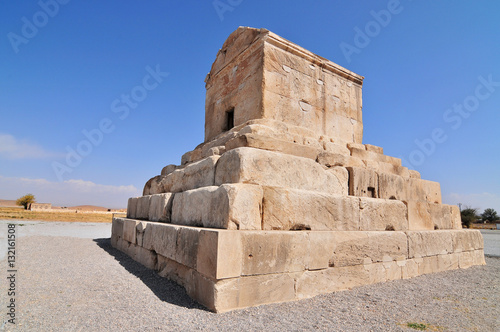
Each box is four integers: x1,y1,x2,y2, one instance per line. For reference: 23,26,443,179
329,231,407,267
359,197,408,231
148,193,174,222
262,187,359,231
213,272,297,312
450,205,462,230
135,221,147,246
407,231,453,258
407,201,434,230
215,147,347,195
196,230,242,279
347,166,378,198
171,184,263,230
111,218,124,247
175,227,201,269
156,156,219,194
156,255,193,288
378,172,405,201
430,203,452,230
406,178,442,204
209,184,263,230
142,222,181,260
137,195,151,220
161,164,177,176
452,230,484,252
123,219,139,244
365,144,383,154
171,186,218,227
241,231,309,275
127,197,138,219
296,264,370,299
225,134,319,161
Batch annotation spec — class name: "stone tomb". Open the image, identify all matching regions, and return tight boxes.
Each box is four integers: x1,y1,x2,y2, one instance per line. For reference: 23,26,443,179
111,27,485,312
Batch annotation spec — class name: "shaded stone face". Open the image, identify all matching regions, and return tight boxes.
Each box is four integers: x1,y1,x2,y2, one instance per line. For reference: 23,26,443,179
111,26,485,313
204,27,363,144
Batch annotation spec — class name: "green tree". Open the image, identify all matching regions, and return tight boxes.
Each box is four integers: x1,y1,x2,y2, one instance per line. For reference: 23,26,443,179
481,208,498,222
16,193,36,210
461,207,478,228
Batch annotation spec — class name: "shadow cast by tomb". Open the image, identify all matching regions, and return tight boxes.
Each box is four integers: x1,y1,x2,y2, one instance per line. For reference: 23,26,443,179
93,238,207,311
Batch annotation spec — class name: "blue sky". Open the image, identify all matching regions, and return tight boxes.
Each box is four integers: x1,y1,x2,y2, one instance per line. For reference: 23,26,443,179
0,0,499,210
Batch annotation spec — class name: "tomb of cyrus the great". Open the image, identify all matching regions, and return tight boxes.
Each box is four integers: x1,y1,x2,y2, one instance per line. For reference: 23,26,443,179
111,27,485,312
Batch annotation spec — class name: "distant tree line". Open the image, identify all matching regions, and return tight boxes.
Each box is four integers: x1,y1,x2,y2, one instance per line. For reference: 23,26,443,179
461,207,499,228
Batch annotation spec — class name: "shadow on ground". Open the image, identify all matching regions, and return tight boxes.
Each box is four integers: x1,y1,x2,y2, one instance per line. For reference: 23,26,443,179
93,238,208,312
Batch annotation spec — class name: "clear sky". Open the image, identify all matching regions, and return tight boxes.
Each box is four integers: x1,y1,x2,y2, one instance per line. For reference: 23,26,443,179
0,1,499,210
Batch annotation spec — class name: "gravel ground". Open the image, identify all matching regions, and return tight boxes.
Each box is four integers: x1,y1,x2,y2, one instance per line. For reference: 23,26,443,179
0,224,499,331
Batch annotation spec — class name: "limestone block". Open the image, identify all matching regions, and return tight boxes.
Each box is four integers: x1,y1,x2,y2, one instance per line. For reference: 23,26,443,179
202,145,226,158
436,253,459,272
142,222,181,260
127,197,138,219
419,255,439,275
296,265,370,299
212,272,297,313
430,203,452,230
350,147,401,166
458,251,473,269
241,231,309,276
407,231,453,258
157,255,193,288
111,218,124,247
328,167,349,196
123,219,139,244
323,141,350,156
452,230,484,252
135,221,147,246
175,227,201,269
171,184,262,230
402,259,419,279
196,230,242,279
472,249,486,265
143,175,162,196
264,65,323,109
148,193,174,222
129,243,157,270
225,134,319,161
215,147,346,195
209,184,263,230
171,187,219,227
329,231,407,267
157,156,219,194
262,187,359,231
324,113,361,144
382,260,403,281
347,142,365,152
307,232,337,270
408,170,421,179
378,172,405,201
407,201,433,230
359,197,408,231
137,195,151,220
161,164,177,176
364,160,409,178
406,178,442,204
316,152,364,168
450,205,462,229
365,144,383,154
347,166,378,198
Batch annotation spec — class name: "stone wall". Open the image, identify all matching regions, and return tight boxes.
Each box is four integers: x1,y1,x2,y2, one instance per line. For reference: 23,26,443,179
111,218,485,312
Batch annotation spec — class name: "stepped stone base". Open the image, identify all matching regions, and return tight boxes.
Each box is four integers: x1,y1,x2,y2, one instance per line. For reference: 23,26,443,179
111,217,485,312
